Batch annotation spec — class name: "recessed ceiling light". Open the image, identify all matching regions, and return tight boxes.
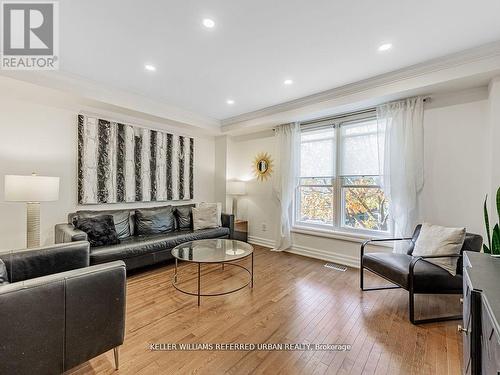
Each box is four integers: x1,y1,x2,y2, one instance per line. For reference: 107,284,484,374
203,18,215,28
144,64,156,72
226,99,235,105
378,43,392,52
284,79,293,85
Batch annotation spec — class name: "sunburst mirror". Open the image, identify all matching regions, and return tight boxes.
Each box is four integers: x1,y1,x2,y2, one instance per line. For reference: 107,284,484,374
253,152,274,181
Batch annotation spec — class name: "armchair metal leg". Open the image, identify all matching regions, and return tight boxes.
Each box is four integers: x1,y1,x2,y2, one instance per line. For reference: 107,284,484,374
113,346,120,370
409,290,462,325
360,263,364,289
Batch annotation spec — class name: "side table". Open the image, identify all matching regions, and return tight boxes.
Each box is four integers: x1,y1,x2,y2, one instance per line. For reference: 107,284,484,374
233,220,248,242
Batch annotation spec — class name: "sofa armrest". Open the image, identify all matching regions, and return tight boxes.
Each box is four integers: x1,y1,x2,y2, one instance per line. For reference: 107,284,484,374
0,241,90,283
409,254,462,271
360,237,413,258
221,213,235,236
64,261,126,370
0,269,67,374
408,254,462,291
0,261,126,374
55,223,87,243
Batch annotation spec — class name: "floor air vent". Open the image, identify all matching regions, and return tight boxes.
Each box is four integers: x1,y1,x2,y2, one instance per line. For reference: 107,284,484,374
324,263,347,272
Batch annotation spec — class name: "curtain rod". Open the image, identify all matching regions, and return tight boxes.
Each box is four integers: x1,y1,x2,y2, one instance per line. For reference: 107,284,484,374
300,108,375,126
273,96,431,130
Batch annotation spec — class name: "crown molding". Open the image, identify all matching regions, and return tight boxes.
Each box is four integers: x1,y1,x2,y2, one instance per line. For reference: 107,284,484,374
221,41,500,130
0,70,222,132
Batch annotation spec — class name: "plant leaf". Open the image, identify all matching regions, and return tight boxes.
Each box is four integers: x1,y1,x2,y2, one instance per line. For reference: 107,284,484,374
492,224,500,255
485,194,492,251
483,244,491,254
497,187,500,223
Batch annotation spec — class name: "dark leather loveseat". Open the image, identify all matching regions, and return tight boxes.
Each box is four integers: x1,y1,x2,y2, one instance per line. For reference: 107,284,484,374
0,241,126,374
55,204,235,271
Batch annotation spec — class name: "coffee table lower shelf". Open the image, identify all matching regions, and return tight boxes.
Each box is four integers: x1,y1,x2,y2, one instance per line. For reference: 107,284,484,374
172,253,254,306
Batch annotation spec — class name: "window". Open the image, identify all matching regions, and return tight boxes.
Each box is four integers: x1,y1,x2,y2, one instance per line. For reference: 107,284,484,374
295,114,390,235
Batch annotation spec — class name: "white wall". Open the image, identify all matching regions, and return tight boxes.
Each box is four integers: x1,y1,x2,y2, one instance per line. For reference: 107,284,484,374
489,77,500,209
420,99,490,235
226,91,491,266
214,136,229,212
0,95,216,250
227,135,279,239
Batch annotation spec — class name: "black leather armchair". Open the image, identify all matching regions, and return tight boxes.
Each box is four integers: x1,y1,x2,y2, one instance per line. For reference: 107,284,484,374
0,241,126,374
360,224,482,324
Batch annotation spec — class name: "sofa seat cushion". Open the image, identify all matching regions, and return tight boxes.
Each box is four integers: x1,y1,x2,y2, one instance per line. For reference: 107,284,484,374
90,227,230,264
363,252,463,293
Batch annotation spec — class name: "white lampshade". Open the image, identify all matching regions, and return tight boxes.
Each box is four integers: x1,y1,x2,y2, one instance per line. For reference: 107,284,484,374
4,174,60,202
227,181,246,196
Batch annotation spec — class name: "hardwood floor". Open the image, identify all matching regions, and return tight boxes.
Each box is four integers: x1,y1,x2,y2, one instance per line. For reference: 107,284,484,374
68,245,463,375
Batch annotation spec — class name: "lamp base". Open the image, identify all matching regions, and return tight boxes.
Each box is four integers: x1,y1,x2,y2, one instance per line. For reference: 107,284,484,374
233,197,239,220
27,202,40,248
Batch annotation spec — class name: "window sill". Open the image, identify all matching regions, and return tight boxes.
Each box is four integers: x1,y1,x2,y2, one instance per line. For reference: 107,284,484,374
291,225,392,247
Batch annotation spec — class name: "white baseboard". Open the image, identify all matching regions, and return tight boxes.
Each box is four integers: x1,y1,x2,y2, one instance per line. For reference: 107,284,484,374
247,235,360,269
248,235,275,248
286,244,360,269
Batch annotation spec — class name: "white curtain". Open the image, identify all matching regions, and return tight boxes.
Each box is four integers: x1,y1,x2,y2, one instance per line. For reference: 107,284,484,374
377,97,425,252
272,122,300,251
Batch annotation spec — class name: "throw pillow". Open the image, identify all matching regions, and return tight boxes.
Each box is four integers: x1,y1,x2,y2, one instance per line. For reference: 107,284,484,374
197,202,222,227
75,215,120,248
192,205,219,231
175,206,193,229
135,206,175,235
0,259,9,285
412,223,466,276
75,210,131,239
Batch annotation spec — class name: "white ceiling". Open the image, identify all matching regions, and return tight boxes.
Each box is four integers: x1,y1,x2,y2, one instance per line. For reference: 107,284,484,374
60,0,500,121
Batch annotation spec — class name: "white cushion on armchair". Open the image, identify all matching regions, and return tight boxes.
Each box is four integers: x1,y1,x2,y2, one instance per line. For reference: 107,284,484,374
412,223,466,276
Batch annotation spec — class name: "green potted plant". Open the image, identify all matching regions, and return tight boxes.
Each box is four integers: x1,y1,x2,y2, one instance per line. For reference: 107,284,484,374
483,187,500,256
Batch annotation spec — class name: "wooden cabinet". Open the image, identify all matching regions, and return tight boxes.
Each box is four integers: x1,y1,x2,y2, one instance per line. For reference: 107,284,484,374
463,252,500,375
462,268,481,375
462,270,473,374
481,298,500,375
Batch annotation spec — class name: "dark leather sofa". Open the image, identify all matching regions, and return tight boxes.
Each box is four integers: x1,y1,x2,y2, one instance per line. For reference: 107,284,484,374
360,224,482,324
55,204,235,271
0,241,126,374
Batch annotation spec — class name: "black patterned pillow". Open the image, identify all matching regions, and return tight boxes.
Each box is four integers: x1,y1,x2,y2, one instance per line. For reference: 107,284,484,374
75,215,120,248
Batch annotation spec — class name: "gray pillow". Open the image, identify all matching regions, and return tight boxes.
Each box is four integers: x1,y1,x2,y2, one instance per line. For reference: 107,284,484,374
197,202,222,227
0,259,9,285
192,205,219,231
75,210,131,239
412,223,466,276
135,206,175,235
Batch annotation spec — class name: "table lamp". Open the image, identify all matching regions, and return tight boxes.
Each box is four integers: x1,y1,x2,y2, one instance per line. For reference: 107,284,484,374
227,181,246,220
4,173,60,248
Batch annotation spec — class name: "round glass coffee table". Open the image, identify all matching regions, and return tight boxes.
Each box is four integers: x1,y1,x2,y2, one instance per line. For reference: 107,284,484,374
171,239,254,306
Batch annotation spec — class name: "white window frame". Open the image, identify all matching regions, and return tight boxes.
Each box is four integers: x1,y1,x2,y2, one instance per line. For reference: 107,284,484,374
293,111,391,237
